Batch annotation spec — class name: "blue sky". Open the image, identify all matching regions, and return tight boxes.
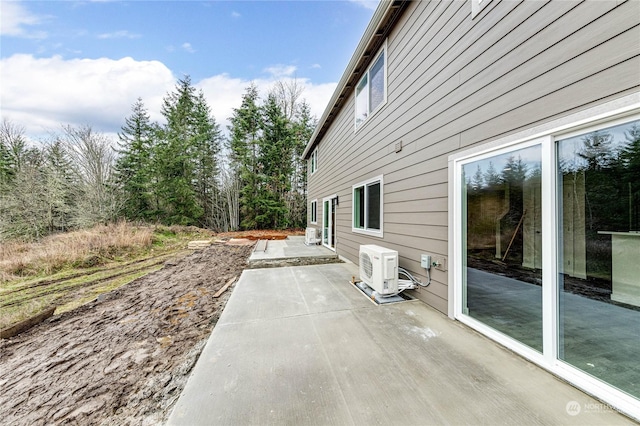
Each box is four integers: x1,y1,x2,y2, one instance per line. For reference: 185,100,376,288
1,0,377,140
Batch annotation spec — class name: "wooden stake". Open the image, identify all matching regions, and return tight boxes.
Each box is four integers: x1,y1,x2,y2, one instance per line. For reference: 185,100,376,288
502,209,526,262
213,276,237,298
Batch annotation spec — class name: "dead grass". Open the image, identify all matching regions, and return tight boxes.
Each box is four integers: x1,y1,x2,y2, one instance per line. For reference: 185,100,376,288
0,222,215,331
0,224,307,334
0,222,154,282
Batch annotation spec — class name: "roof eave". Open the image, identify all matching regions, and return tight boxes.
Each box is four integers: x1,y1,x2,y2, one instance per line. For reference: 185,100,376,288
303,0,410,159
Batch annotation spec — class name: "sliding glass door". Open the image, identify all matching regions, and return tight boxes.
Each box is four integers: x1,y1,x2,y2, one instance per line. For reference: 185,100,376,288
557,119,640,399
462,144,543,352
455,114,640,414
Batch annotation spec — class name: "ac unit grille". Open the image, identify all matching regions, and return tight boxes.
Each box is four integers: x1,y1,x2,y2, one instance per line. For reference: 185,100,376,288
360,251,373,279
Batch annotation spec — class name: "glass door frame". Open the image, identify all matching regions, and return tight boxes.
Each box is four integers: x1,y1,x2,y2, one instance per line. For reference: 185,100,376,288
451,136,551,366
322,194,337,251
448,104,640,420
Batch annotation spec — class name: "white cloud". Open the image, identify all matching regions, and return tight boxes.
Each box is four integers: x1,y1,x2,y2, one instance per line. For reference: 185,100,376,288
231,11,241,18
263,64,297,79
297,81,337,121
182,42,196,53
310,63,321,69
197,74,336,132
0,55,336,141
0,54,175,139
0,1,48,38
349,0,380,11
97,30,141,39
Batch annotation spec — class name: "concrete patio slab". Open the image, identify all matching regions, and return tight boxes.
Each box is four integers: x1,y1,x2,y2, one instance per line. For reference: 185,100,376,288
168,263,633,425
248,236,338,268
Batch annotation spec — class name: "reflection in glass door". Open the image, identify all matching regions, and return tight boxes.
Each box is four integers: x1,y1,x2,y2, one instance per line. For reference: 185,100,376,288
557,119,640,399
462,144,543,352
456,115,640,415
323,196,337,250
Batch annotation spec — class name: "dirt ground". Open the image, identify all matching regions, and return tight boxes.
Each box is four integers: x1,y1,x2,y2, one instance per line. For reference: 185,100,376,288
0,242,254,425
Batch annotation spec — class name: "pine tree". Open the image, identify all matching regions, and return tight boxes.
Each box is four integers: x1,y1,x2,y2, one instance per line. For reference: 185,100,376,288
578,130,614,171
192,91,223,229
470,164,484,191
155,76,203,225
620,123,640,172
483,161,501,188
620,123,640,230
287,100,316,228
0,119,26,190
228,84,262,229
0,137,14,191
256,93,293,229
42,140,75,233
0,122,49,240
115,98,155,221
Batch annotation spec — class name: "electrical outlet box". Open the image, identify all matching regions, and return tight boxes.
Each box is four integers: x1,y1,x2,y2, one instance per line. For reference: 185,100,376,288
433,256,447,272
421,254,432,269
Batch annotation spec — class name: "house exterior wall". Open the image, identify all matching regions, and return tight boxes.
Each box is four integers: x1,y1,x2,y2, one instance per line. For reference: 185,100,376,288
307,0,640,315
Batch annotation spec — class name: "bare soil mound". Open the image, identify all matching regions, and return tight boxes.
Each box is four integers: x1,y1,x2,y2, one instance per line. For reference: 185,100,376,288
0,243,253,425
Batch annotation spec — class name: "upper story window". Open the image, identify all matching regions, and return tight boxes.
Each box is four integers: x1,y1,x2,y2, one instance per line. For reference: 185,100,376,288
355,43,387,130
310,148,318,174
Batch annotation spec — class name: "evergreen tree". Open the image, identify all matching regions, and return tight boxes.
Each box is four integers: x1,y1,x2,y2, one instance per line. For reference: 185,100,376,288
256,93,293,229
155,76,203,225
0,147,60,240
42,140,75,233
578,130,614,171
0,137,14,190
192,91,223,229
287,100,316,228
0,122,48,240
620,123,640,172
115,98,155,221
228,84,262,229
483,161,501,188
470,164,484,191
620,123,640,230
0,119,27,189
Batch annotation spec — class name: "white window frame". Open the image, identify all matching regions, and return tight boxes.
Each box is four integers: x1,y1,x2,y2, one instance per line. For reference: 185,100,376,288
310,148,318,174
310,199,318,224
354,41,387,131
352,174,384,237
448,95,640,421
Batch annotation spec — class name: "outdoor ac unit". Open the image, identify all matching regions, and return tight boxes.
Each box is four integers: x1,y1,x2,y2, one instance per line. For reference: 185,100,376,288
359,245,398,296
305,227,319,245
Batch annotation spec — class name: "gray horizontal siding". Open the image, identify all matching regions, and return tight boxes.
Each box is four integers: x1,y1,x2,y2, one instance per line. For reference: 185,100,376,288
307,0,640,314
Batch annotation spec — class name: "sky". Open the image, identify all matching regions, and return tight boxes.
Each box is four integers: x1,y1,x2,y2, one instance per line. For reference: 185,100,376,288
0,0,378,142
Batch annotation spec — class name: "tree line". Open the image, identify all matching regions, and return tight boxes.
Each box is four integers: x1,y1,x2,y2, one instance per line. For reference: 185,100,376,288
0,76,316,241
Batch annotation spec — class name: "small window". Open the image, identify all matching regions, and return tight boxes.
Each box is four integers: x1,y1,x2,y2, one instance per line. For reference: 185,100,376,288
355,43,387,130
310,148,318,174
352,175,383,236
310,199,317,224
